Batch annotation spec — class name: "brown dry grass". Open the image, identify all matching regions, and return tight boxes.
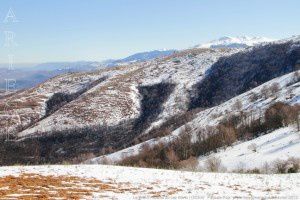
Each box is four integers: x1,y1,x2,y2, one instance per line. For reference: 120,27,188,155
0,173,182,199
0,173,98,199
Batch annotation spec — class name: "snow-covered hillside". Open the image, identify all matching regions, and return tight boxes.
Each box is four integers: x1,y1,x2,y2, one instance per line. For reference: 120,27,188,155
87,70,300,165
2,36,296,138
0,66,133,135
195,36,275,48
0,36,299,166
16,48,237,137
0,165,299,199
198,126,300,172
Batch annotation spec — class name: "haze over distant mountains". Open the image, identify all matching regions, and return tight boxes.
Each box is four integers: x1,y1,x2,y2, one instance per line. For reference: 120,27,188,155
0,36,276,89
103,49,177,66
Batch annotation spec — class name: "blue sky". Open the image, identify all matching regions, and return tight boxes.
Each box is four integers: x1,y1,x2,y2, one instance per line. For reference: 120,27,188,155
0,0,299,63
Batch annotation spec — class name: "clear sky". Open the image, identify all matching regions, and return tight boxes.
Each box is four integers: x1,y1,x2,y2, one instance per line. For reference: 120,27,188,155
0,0,299,63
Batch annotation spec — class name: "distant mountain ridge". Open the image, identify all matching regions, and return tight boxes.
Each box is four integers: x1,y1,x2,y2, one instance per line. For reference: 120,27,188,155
31,61,101,71
0,50,176,89
103,49,177,66
0,36,276,90
27,50,177,70
195,36,276,49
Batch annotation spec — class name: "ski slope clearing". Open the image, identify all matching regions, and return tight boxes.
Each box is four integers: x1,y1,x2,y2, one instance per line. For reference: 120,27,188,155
198,126,300,172
0,165,299,199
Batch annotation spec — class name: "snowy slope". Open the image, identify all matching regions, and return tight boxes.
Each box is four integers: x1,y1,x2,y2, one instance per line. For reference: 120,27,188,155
17,48,238,137
198,126,300,172
195,36,275,48
0,66,133,135
87,71,300,164
0,165,299,199
3,36,295,138
1,36,299,167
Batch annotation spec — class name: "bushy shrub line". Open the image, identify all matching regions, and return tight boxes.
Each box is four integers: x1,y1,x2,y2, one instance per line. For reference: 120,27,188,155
119,102,300,171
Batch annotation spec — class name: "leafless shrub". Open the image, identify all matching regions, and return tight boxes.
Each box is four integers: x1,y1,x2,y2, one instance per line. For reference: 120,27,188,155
260,82,280,99
178,156,199,171
265,102,299,130
172,131,193,161
104,146,114,154
204,156,225,172
139,143,152,154
261,85,270,99
70,152,96,164
262,162,271,174
272,157,300,174
249,92,260,102
211,112,222,119
286,157,300,173
119,142,168,168
133,138,140,145
293,71,300,83
218,124,237,146
246,168,260,174
273,159,288,174
297,113,300,131
269,82,280,97
166,148,179,167
232,99,243,111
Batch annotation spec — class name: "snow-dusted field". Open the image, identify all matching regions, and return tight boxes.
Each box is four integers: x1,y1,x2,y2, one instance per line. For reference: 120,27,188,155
0,165,299,199
199,126,300,172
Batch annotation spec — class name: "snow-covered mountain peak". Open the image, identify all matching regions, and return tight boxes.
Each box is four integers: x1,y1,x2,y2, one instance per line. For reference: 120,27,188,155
195,36,276,49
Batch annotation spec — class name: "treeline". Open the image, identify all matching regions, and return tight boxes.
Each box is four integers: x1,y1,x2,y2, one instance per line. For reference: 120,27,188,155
45,77,107,116
190,41,300,109
0,82,176,165
119,102,300,171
